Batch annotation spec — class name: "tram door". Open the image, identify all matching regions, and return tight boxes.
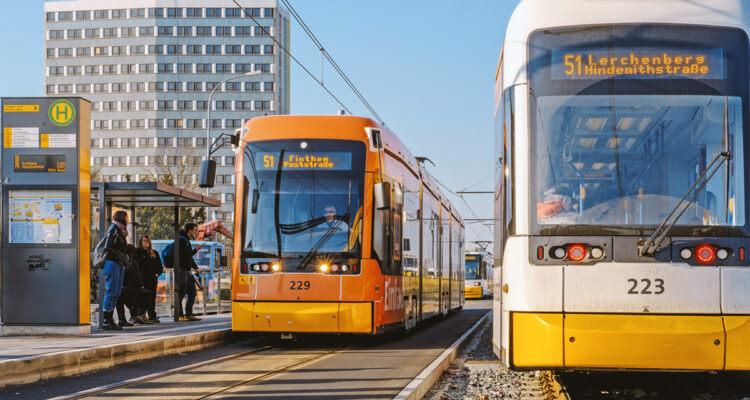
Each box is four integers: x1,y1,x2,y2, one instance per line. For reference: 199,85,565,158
440,206,451,315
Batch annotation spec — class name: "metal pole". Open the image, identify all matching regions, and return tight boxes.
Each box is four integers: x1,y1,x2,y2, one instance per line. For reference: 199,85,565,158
173,206,180,322
202,270,208,316
217,265,221,314
97,183,107,329
130,206,137,246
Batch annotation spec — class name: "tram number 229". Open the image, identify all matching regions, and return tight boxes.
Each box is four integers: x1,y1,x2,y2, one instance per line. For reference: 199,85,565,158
627,278,664,295
289,280,311,290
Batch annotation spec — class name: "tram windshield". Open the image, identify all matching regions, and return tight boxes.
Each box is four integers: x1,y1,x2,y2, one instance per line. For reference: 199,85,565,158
528,25,748,235
465,257,482,279
242,139,365,259
533,95,744,229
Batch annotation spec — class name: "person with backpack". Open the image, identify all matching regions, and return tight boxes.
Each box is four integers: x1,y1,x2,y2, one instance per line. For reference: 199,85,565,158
98,210,129,330
174,222,204,321
137,235,163,323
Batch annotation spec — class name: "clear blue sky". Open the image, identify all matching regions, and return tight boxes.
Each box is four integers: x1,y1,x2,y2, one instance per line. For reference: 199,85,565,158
1,0,520,246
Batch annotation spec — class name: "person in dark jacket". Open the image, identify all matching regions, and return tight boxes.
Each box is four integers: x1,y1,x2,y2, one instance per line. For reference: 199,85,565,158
117,245,153,326
176,222,204,321
137,235,163,323
100,210,129,330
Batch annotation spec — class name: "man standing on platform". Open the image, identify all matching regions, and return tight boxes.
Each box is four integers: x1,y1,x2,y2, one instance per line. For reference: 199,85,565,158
176,222,204,321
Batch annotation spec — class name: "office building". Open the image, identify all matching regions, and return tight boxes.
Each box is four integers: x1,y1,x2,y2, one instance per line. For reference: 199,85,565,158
44,0,290,222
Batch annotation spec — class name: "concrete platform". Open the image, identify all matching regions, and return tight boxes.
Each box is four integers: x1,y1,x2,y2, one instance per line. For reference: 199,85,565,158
0,314,233,389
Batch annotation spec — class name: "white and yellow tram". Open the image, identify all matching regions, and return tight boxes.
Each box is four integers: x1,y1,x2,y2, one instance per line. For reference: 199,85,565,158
465,250,493,299
495,0,750,370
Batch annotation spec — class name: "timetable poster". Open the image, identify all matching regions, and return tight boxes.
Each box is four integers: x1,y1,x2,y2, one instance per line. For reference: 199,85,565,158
9,190,73,244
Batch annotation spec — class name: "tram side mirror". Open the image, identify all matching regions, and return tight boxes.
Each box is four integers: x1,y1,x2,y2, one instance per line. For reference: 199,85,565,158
403,238,411,252
251,189,260,214
374,182,390,210
199,160,216,188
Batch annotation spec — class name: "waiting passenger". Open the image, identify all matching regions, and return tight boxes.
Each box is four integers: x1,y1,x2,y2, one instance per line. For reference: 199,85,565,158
117,245,153,326
176,223,204,322
137,235,163,323
99,211,129,331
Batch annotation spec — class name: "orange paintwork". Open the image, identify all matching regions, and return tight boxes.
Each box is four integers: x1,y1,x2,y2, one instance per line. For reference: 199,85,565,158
231,115,465,334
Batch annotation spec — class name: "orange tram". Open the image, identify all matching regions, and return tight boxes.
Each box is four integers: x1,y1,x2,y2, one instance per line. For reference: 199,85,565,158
231,116,465,335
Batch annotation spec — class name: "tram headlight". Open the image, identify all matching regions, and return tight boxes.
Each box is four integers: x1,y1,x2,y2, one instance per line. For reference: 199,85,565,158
680,248,693,260
331,264,340,273
341,264,349,272
319,264,329,273
260,263,270,272
252,264,260,271
590,247,604,259
717,248,729,260
552,247,567,259
271,264,280,271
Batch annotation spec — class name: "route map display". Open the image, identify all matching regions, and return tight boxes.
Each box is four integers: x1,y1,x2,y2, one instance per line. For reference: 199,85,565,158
8,190,73,244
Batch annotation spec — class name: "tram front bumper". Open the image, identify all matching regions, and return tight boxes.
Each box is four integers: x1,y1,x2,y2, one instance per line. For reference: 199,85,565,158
465,286,483,299
511,312,750,370
232,301,372,333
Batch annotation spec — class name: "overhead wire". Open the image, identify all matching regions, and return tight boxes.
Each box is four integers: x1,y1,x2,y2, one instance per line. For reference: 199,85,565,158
279,0,387,126
430,173,494,241
231,0,353,115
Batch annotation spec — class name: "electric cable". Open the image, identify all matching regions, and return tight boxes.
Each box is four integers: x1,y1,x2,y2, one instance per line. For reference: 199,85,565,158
279,0,386,125
232,0,353,115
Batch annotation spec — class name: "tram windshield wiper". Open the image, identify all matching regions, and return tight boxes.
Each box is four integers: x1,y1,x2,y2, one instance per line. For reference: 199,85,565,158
639,98,731,256
297,215,348,270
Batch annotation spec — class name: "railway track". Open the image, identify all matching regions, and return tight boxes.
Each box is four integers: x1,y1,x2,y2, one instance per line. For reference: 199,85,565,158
50,340,348,400
545,370,750,400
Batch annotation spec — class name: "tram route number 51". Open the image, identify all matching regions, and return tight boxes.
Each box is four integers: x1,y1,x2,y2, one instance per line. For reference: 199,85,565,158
289,280,311,290
627,278,664,295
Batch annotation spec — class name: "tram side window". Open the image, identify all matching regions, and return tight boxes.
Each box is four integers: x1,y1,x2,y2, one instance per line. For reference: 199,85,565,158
402,189,420,277
495,87,515,261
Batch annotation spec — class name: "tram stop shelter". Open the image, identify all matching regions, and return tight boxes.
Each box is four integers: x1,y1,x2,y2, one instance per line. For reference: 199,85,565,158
92,182,221,327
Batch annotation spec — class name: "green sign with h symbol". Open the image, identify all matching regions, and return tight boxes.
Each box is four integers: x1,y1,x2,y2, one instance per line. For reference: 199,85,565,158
48,99,76,127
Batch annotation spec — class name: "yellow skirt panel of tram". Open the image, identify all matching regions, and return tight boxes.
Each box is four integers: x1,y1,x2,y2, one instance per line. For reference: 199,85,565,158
564,314,724,370
511,313,564,367
232,301,255,331
245,302,372,333
724,316,750,370
465,286,483,299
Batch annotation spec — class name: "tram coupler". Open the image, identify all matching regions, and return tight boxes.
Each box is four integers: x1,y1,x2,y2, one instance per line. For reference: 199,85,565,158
280,333,296,340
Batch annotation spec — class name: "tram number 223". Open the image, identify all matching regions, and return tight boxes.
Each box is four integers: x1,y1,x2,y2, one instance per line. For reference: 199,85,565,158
627,278,664,295
289,280,311,290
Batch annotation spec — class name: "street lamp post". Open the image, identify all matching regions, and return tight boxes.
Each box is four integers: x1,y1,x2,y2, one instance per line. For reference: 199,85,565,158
205,70,260,160
202,71,260,220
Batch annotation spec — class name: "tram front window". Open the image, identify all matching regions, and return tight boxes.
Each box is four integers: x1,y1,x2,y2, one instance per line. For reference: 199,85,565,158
528,25,749,235
242,140,365,263
534,95,744,230
465,258,481,279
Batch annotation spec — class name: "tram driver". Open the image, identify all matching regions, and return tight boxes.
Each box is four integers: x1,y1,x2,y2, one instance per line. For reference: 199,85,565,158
537,184,577,224
322,204,349,232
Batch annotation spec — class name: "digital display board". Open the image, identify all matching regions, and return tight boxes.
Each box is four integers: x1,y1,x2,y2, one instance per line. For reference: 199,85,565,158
551,48,725,80
14,154,66,173
256,152,353,171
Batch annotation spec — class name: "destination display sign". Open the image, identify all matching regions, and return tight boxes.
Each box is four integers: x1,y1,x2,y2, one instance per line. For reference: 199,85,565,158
14,154,66,173
256,152,352,171
551,48,725,80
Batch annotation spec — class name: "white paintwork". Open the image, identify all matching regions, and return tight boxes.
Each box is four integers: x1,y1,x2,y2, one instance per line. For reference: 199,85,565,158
564,263,721,313
721,267,750,313
501,237,563,312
